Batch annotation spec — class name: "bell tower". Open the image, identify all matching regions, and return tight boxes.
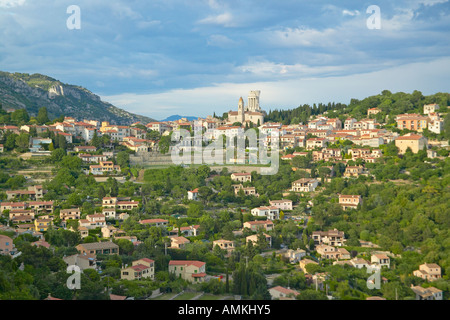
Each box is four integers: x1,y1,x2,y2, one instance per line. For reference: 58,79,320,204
238,97,245,123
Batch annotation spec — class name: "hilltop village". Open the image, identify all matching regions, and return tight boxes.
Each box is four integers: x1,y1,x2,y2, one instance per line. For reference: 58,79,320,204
0,90,449,301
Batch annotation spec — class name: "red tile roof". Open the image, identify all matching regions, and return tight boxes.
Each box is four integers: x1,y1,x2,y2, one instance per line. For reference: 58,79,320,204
169,260,205,268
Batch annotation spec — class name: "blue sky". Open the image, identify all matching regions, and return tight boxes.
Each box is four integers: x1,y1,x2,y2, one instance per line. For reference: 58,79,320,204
1,0,449,120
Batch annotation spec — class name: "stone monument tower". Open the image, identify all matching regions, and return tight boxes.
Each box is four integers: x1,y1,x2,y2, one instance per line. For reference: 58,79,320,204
238,97,245,123
247,90,261,112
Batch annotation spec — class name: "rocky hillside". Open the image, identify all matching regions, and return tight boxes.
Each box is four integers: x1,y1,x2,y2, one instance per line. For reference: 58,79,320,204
0,71,155,125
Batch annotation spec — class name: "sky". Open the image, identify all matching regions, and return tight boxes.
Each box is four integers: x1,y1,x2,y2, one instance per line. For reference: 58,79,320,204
1,0,449,120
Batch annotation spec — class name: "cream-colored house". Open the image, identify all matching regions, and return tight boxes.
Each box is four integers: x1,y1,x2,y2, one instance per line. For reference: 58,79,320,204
243,220,274,231
371,253,390,268
423,104,439,115
212,239,235,256
231,172,252,183
395,134,428,154
411,285,443,300
269,199,293,211
60,208,81,221
284,248,306,263
299,258,318,273
121,258,155,280
350,258,370,269
170,236,190,249
139,219,169,227
78,226,89,239
6,185,46,201
338,195,362,210
316,245,350,260
63,253,97,271
367,107,381,117
233,184,259,197
79,214,106,230
101,225,118,239
343,165,364,178
269,286,300,300
246,233,272,248
291,178,319,192
168,260,206,283
312,229,345,246
413,263,441,281
76,241,119,255
179,225,200,237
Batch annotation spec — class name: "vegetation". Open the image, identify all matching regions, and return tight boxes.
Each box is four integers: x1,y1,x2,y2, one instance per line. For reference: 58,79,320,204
0,90,448,301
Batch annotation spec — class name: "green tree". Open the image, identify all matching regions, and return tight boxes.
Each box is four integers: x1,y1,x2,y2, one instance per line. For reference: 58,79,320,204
108,177,119,197
10,108,29,125
51,148,66,162
15,133,30,152
90,131,102,148
116,151,130,168
296,289,328,300
4,133,17,150
36,107,50,124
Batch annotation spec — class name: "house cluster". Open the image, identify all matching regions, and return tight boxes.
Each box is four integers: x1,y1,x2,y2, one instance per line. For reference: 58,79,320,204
261,114,395,151
396,104,443,134
189,171,293,224
0,194,54,233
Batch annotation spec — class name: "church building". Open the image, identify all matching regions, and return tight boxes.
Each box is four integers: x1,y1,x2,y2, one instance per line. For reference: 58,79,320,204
227,91,265,126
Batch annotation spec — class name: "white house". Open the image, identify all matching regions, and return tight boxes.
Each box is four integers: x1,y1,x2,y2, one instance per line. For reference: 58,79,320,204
187,188,199,201
269,199,293,211
251,206,280,220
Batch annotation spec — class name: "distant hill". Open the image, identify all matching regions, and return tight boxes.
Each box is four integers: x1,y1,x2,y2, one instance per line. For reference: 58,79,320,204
161,115,198,122
0,71,156,125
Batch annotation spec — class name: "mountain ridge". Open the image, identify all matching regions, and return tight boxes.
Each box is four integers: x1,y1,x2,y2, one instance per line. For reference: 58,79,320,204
160,114,198,122
0,71,156,125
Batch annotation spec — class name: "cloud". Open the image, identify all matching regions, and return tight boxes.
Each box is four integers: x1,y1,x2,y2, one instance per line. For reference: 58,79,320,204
206,0,222,10
418,0,449,6
342,9,360,16
262,27,338,47
1,0,449,117
197,12,236,27
136,20,161,29
102,57,450,120
0,0,25,8
109,2,142,20
238,59,346,78
206,34,237,47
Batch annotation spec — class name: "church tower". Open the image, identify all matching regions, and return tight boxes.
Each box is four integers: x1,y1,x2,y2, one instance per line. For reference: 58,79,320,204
238,97,245,123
